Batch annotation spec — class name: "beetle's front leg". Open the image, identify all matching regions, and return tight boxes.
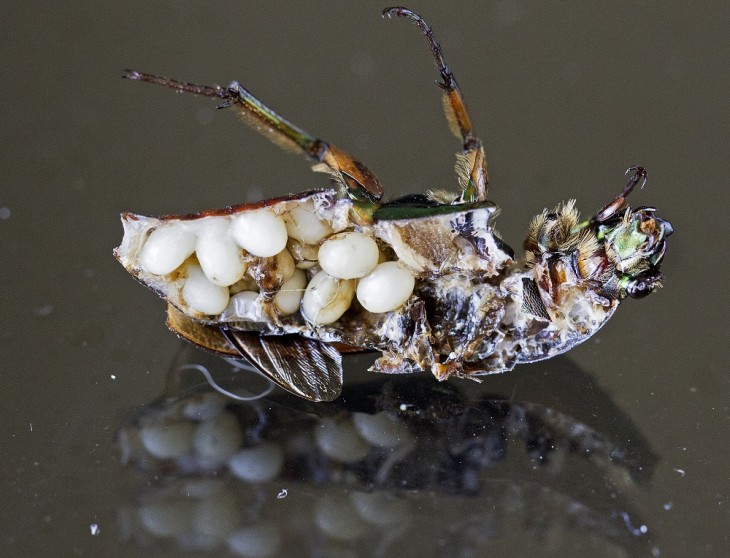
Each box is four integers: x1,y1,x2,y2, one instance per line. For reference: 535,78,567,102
384,7,489,203
123,70,383,215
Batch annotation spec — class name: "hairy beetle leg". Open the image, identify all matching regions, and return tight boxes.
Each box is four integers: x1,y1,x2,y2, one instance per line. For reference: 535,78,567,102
123,70,383,207
383,7,489,203
590,166,647,225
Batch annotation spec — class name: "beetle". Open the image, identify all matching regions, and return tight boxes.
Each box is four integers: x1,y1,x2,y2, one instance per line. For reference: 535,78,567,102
115,7,673,401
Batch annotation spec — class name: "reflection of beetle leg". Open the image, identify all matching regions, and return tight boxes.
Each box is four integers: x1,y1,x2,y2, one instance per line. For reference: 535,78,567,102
384,7,489,202
122,70,383,205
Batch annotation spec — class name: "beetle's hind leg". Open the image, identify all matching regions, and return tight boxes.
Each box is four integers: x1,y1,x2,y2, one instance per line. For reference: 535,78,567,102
383,7,489,203
123,70,383,209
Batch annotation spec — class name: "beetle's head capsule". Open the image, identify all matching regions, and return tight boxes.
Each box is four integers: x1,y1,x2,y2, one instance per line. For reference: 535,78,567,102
600,207,673,299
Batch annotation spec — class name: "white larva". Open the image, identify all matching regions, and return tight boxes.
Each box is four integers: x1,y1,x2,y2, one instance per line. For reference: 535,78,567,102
230,209,288,257
356,261,415,313
182,262,230,315
283,203,333,244
139,223,196,276
195,218,245,286
220,291,264,322
273,268,307,315
318,231,379,279
301,270,356,325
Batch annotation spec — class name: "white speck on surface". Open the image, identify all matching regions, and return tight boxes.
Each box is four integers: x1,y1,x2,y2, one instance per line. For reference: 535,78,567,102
29,423,32,432
34,305,54,317
673,468,686,477
663,502,673,511
110,374,116,380
196,106,214,125
349,51,374,76
90,523,100,536
0,207,10,220
277,488,288,499
689,387,698,393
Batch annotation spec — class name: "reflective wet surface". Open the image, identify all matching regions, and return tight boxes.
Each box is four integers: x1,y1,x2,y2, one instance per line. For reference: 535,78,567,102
2,2,727,557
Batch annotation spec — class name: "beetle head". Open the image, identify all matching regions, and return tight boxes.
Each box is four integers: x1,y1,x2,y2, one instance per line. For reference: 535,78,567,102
598,207,673,299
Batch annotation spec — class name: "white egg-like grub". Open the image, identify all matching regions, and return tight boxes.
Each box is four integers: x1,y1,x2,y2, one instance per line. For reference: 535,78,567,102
220,291,264,322
273,268,307,315
301,271,356,325
228,443,284,483
287,239,319,269
230,209,288,257
140,421,194,459
182,262,230,315
193,412,242,463
315,418,370,463
318,232,379,279
284,203,333,244
195,218,245,286
139,223,197,276
352,411,412,448
356,261,415,313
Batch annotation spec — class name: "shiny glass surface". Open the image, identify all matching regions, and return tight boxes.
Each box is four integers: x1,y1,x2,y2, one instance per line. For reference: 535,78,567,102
1,3,726,557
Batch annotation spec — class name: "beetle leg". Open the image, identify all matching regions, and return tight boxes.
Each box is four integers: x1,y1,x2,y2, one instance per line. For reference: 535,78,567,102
580,166,647,229
123,70,383,206
383,7,489,202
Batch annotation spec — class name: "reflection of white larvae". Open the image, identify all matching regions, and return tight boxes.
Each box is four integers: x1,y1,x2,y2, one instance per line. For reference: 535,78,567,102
315,494,369,541
273,268,307,315
227,522,282,558
228,443,284,483
284,203,333,244
350,491,408,527
182,262,230,315
315,418,370,463
318,232,379,279
193,412,242,463
139,224,196,275
356,261,415,313
193,492,240,541
301,271,356,325
140,422,194,459
230,209,288,257
195,218,245,286
138,501,195,538
352,411,412,448
181,392,226,421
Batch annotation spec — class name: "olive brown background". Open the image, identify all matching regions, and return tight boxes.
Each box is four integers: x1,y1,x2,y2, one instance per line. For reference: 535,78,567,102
1,1,727,556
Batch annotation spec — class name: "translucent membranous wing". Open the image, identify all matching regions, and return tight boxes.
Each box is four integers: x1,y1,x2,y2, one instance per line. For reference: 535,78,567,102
222,330,343,402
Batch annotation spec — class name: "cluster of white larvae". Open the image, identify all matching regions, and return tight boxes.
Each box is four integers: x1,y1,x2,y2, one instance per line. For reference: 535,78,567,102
138,202,416,324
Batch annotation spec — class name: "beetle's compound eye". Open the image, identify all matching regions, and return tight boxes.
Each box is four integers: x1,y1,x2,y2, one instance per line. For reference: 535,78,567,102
626,270,663,299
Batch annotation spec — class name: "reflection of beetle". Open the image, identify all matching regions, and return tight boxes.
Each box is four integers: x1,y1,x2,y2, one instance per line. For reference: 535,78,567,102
115,7,673,401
